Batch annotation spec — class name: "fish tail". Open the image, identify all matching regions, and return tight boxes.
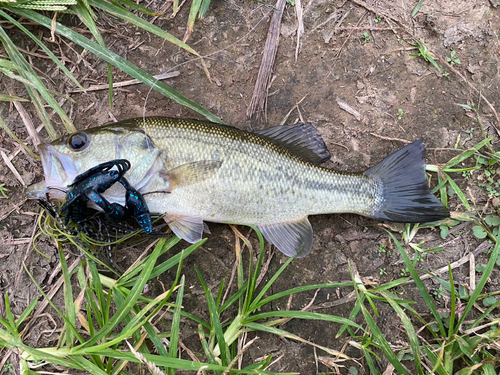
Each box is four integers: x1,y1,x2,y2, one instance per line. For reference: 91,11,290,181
364,140,449,223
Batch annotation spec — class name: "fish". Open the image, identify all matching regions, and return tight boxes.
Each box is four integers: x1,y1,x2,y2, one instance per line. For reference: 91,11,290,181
27,117,450,257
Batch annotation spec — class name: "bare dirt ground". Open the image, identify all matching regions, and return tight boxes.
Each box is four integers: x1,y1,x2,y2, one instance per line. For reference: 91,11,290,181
1,0,500,373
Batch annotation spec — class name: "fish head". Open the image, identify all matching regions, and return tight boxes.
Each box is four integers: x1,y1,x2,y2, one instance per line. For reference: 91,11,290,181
27,122,164,201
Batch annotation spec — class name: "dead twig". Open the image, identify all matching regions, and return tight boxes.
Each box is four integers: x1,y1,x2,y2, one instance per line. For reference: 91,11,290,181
1,150,26,186
222,337,259,375
370,133,412,144
247,0,287,120
337,100,361,121
294,0,304,61
12,100,40,148
280,93,308,125
70,71,180,93
338,26,393,30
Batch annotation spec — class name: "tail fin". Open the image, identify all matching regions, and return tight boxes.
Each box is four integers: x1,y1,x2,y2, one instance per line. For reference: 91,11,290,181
364,140,449,223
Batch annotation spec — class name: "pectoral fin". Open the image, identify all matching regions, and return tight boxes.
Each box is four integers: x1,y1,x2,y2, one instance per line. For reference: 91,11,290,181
160,160,222,191
258,217,313,258
164,214,207,243
255,123,330,165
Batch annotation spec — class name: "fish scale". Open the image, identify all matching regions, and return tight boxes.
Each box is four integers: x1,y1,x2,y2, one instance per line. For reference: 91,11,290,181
27,117,449,258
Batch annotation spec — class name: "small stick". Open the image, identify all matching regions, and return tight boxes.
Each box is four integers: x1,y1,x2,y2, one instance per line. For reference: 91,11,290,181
12,100,40,148
402,240,492,286
280,93,308,125
222,337,259,375
338,26,393,30
70,71,180,93
337,100,361,121
294,0,304,61
247,0,287,119
370,133,412,144
1,150,25,186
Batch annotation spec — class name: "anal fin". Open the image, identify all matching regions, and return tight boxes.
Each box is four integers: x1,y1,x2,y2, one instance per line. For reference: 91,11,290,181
164,214,206,243
258,217,313,258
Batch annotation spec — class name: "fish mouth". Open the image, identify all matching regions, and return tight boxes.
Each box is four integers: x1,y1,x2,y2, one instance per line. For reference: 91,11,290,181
26,143,78,200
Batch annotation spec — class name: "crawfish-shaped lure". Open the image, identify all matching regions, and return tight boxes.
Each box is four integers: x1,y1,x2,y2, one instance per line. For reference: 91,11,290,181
61,159,152,234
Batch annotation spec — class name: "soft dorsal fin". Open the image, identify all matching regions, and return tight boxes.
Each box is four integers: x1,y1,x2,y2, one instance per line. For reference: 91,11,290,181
255,123,331,165
258,217,313,258
160,160,223,191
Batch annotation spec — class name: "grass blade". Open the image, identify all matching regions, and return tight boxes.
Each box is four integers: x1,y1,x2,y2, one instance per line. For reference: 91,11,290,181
88,0,206,62
199,0,211,18
0,116,40,160
354,289,410,374
88,262,106,326
198,324,220,374
379,291,423,375
168,275,185,375
248,254,295,312
444,137,492,169
58,243,76,347
423,346,448,375
23,264,85,344
16,297,38,329
244,310,363,330
195,265,230,365
459,233,500,333
0,9,84,91
74,0,113,106
184,0,202,42
0,25,73,136
386,230,446,336
245,322,349,358
76,238,166,349
444,172,471,210
127,238,200,285
411,0,424,17
447,265,456,337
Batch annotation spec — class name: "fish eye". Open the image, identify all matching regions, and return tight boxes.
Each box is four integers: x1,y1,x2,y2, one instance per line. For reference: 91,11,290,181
67,132,89,151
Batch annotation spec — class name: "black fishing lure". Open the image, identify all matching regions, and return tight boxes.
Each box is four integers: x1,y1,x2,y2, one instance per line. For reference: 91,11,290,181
60,159,152,234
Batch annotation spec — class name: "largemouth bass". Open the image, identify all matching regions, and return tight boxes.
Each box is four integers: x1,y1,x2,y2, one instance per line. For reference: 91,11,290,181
27,117,449,257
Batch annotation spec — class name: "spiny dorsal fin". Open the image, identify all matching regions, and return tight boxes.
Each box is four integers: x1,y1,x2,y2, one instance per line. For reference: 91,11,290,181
258,217,313,258
255,123,331,165
160,160,223,191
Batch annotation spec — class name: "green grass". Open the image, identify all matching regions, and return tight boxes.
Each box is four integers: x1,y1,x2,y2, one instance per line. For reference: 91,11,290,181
4,222,362,374
10,181,500,373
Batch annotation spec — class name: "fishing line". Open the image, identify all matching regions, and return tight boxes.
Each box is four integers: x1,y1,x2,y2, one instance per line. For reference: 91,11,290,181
140,5,276,141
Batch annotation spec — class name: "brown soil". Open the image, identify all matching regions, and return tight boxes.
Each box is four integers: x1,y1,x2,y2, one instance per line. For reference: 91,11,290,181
1,0,500,373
